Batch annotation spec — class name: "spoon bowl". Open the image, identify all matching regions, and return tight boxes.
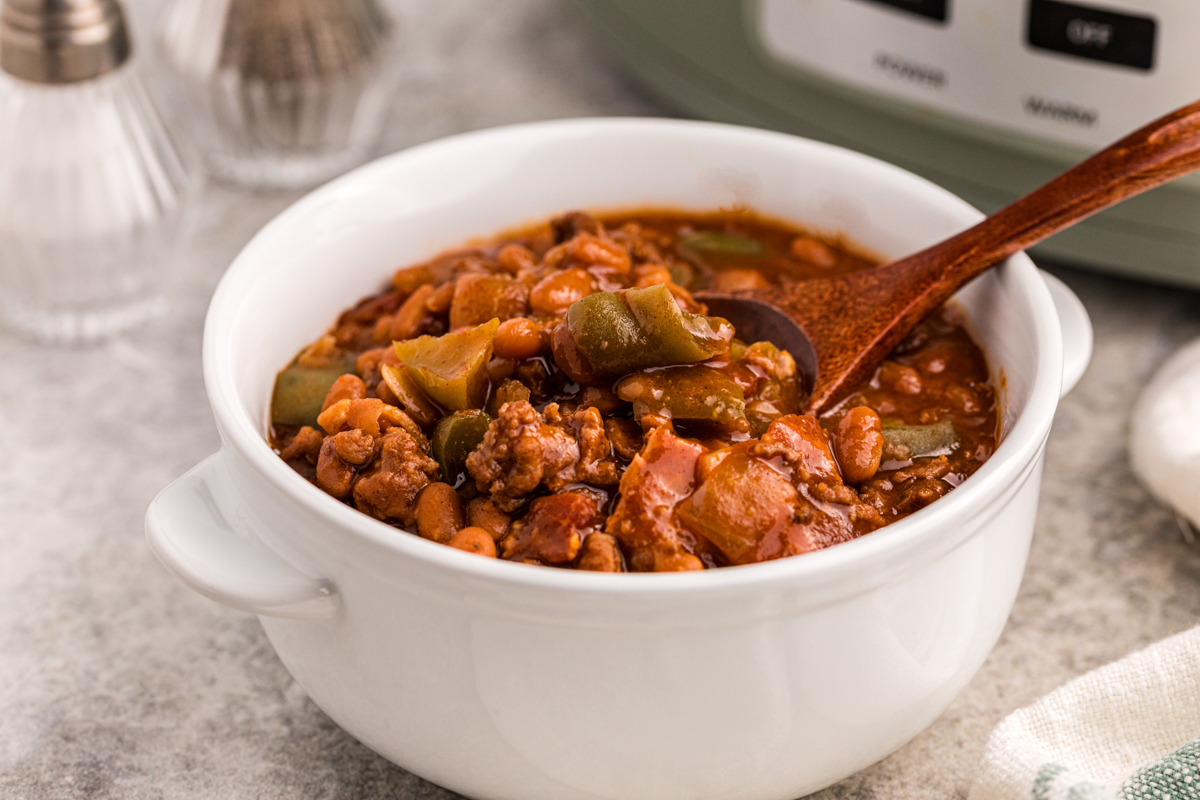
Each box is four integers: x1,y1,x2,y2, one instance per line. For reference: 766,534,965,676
696,293,817,380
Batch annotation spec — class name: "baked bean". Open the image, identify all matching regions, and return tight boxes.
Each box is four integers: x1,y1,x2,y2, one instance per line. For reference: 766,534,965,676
652,550,704,572
493,318,545,360
448,527,497,557
466,497,511,540
577,533,624,572
710,268,769,292
543,233,631,275
414,482,463,544
321,374,367,412
878,361,923,395
371,315,392,344
530,268,595,315
449,273,529,330
390,284,435,340
425,280,456,314
789,236,836,268
633,264,673,288
833,407,884,485
393,264,434,294
497,243,537,274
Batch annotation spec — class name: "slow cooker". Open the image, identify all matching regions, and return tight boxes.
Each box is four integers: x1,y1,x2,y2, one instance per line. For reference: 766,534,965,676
568,0,1200,287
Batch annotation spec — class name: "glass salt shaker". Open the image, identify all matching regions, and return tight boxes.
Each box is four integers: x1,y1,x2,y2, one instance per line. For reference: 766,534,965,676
0,0,193,343
158,0,398,189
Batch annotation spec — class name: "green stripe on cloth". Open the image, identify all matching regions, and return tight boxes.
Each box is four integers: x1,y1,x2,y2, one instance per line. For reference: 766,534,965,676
1032,762,1111,800
1034,764,1067,800
1119,738,1200,800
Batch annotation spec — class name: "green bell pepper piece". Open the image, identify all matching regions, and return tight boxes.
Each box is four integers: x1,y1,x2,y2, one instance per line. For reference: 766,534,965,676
679,230,765,257
564,283,731,378
271,356,356,428
881,420,960,461
394,318,499,411
432,410,491,486
615,365,748,433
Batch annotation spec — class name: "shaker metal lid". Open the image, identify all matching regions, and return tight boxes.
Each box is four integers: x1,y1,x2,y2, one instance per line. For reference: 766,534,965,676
0,0,131,84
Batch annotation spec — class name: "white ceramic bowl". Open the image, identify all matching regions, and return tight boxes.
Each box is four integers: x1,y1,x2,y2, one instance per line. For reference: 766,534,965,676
146,119,1092,800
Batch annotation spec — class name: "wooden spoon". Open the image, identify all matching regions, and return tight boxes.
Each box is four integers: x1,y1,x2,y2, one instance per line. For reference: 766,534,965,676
699,98,1200,415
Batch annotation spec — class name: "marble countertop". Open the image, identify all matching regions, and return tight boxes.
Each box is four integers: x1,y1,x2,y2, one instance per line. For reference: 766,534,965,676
3,1,1199,798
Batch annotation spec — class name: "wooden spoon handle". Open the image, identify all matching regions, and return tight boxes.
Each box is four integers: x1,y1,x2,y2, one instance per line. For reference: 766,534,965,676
901,98,1200,292
776,96,1200,415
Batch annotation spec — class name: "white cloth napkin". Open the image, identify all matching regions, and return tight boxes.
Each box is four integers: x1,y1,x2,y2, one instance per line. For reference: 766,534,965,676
970,626,1200,800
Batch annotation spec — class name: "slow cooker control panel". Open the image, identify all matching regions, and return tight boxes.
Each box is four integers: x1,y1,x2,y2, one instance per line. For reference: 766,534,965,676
756,0,1200,150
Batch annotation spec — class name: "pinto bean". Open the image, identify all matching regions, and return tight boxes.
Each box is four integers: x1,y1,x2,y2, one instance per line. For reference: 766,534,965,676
425,281,457,314
493,318,545,360
414,482,463,544
448,527,497,557
390,284,435,340
652,550,704,572
543,233,631,275
529,268,595,315
633,264,673,288
710,268,769,292
833,407,885,485
878,361,923,395
466,497,511,541
497,243,537,274
789,236,836,268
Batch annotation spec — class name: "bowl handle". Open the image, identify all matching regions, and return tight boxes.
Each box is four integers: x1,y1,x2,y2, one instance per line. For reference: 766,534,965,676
145,453,339,620
1040,270,1093,398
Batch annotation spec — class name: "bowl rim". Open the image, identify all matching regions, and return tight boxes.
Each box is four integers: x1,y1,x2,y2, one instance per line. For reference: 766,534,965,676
203,116,1062,597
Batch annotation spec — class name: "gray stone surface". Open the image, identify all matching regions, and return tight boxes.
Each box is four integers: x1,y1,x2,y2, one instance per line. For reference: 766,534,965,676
2,1,1198,798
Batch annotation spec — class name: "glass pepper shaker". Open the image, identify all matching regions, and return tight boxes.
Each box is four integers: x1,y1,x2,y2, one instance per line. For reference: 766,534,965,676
0,0,193,343
158,0,398,189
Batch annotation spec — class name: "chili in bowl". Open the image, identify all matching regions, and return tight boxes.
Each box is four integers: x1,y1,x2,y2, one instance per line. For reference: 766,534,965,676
146,118,1090,800
269,209,999,571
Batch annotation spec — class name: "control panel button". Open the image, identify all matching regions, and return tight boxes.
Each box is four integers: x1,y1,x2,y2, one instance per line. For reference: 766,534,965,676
1027,0,1156,71
854,0,949,24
